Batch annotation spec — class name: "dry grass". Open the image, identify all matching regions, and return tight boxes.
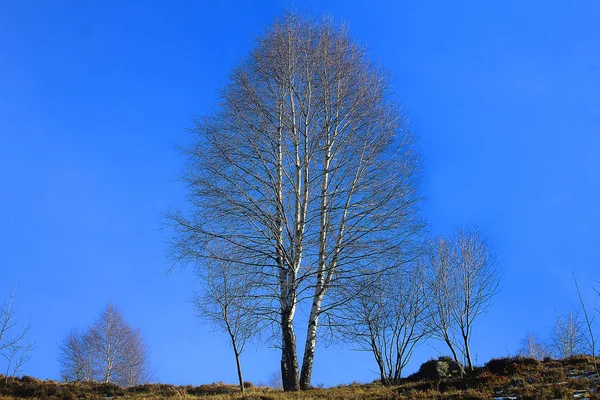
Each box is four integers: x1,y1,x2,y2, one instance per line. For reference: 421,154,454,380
1,356,599,399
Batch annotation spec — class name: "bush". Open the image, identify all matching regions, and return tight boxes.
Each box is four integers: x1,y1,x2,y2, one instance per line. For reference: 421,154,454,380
8,382,37,398
127,383,181,396
409,356,462,381
185,382,240,395
485,356,539,375
18,376,39,384
92,382,124,396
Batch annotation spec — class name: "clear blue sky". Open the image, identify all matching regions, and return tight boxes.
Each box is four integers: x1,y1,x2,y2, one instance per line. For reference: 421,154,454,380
1,0,599,387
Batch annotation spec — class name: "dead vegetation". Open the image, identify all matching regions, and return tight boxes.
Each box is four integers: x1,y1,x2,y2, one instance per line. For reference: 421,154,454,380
1,356,599,399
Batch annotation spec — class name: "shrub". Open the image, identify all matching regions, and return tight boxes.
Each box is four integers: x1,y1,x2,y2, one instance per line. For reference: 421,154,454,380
436,360,450,379
9,382,37,398
409,357,462,381
18,376,38,384
127,383,180,396
185,382,240,395
485,356,538,375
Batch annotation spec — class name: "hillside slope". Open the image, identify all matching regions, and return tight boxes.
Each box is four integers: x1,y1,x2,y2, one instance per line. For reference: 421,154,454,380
1,356,598,399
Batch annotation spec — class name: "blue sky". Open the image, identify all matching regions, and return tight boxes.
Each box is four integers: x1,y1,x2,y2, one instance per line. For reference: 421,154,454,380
1,0,599,387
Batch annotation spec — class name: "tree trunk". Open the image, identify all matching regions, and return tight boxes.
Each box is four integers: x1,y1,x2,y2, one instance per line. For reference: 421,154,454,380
299,293,324,389
281,311,299,391
299,130,332,390
232,341,244,392
444,335,464,377
234,354,244,392
299,324,317,389
378,360,390,386
463,334,473,371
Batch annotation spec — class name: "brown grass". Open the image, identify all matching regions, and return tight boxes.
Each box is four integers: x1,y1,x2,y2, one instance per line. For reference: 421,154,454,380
1,356,599,399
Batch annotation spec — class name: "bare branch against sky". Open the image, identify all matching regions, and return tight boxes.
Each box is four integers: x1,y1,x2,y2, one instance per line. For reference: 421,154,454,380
425,227,501,373
58,304,153,387
167,12,423,391
0,289,35,385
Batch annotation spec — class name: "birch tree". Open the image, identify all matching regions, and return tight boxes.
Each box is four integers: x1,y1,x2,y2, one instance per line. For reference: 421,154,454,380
0,290,34,384
120,328,152,387
426,237,464,371
336,261,430,385
426,227,500,373
168,13,422,391
193,244,258,392
58,304,152,386
58,329,93,382
550,310,586,358
452,227,500,371
518,333,549,360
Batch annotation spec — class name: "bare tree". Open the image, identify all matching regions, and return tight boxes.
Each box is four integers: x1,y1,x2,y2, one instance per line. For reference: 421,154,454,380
58,304,152,387
267,369,283,389
88,304,130,384
193,244,258,392
452,227,500,371
518,333,549,360
167,12,422,391
58,329,93,382
336,261,430,385
426,227,500,373
425,237,464,373
574,274,599,377
0,289,34,384
120,328,152,387
549,310,586,359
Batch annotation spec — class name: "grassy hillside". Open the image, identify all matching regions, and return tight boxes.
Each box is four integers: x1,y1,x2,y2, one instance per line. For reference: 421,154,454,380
1,356,599,399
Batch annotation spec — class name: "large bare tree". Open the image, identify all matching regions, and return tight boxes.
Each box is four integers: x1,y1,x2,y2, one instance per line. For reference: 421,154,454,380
58,304,152,387
168,13,422,391
426,227,500,373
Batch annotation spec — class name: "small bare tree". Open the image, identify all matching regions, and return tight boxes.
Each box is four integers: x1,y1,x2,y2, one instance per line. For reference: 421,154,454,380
574,274,599,377
267,369,283,389
549,310,586,359
518,333,549,360
0,289,34,384
88,304,131,384
452,227,500,371
336,262,429,385
58,329,93,382
193,244,258,392
426,227,500,373
120,328,152,387
426,237,464,373
58,304,152,387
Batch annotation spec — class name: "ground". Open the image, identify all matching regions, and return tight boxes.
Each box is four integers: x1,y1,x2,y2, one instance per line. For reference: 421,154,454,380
1,356,599,399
